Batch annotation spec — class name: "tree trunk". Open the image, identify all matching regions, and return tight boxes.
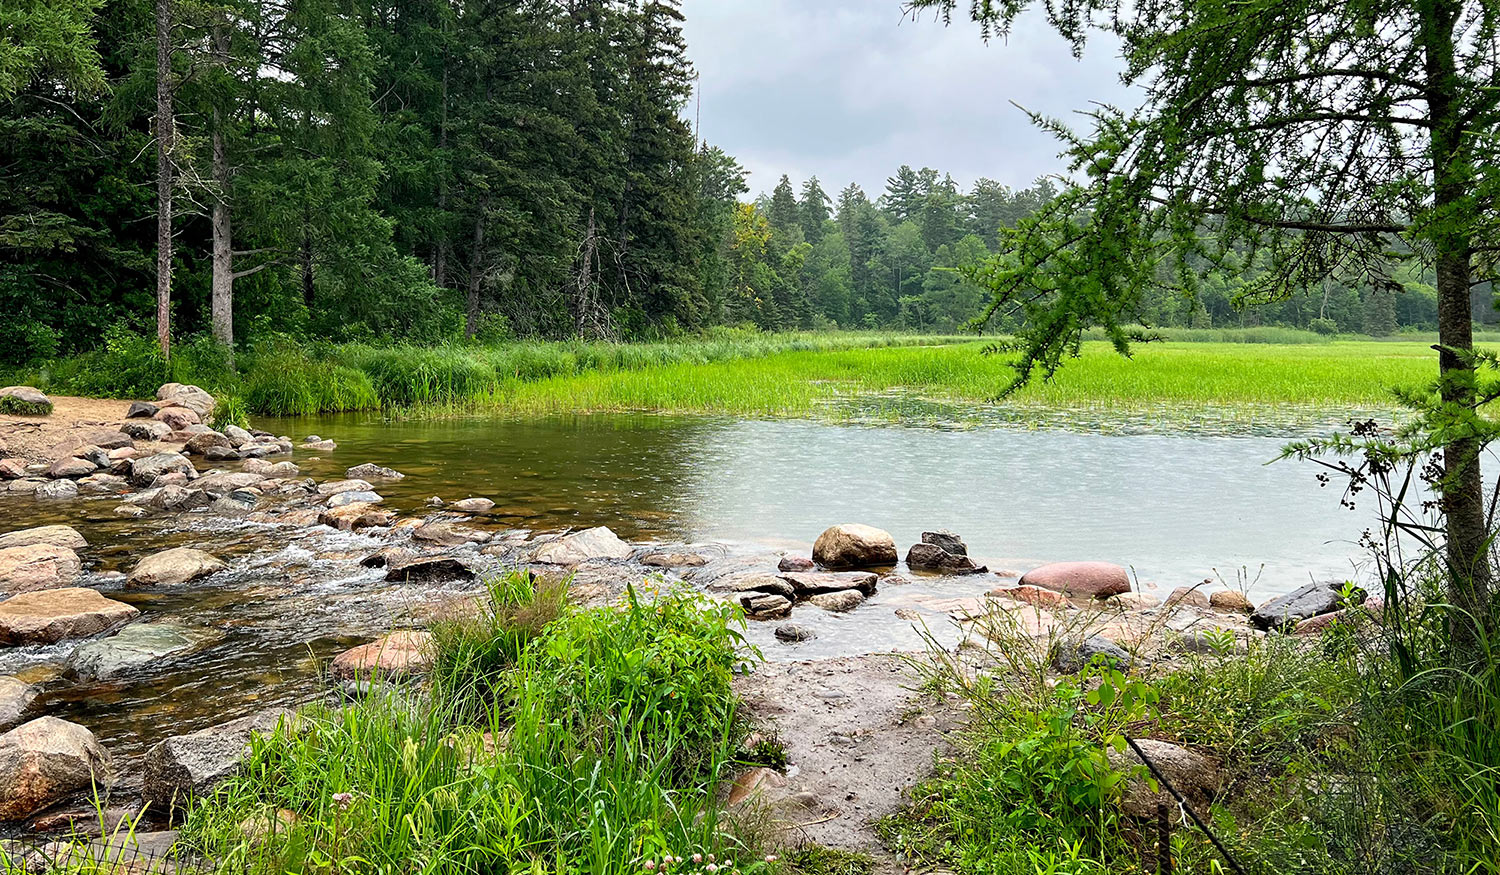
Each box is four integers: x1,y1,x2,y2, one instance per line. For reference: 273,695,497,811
434,57,450,288
465,204,487,339
1422,0,1492,648
210,106,234,353
154,0,174,361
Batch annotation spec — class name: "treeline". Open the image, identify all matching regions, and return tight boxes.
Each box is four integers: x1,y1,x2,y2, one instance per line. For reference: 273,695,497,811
2,0,745,364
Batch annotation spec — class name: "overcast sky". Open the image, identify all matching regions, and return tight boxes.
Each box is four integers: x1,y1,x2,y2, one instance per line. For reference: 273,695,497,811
679,0,1138,200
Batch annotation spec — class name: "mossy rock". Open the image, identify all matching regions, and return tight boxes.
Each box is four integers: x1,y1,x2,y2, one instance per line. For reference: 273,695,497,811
0,387,53,417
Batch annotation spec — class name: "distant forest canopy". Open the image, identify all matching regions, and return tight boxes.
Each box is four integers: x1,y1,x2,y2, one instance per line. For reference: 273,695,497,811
0,0,1487,369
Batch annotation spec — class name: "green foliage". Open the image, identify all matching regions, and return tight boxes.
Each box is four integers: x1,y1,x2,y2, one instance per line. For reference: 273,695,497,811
0,395,51,416
36,324,166,399
429,572,567,721
238,345,379,416
781,845,875,875
208,394,249,431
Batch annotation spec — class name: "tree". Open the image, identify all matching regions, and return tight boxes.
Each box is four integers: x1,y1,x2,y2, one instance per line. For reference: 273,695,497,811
799,175,831,244
914,0,1500,642
0,0,106,97
766,174,800,239
881,164,920,222
154,0,174,359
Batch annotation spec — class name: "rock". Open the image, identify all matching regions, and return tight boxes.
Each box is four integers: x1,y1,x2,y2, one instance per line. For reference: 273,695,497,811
0,525,86,552
0,677,37,730
47,457,98,479
384,557,477,584
127,547,226,586
244,459,299,478
69,622,199,681
183,432,233,456
726,574,795,599
812,523,898,569
412,521,487,547
0,386,52,416
69,431,133,452
640,551,708,568
989,584,1071,609
921,530,968,556
222,425,253,447
1250,581,1360,631
114,505,147,518
195,471,265,493
329,631,434,681
128,452,196,487
34,479,78,500
120,420,172,442
79,472,128,493
148,484,210,511
316,479,373,496
1107,591,1162,610
1209,590,1253,613
1020,561,1131,599
1108,738,1220,819
426,496,445,507
154,407,201,431
125,402,159,419
773,623,817,642
0,459,25,479
528,527,632,564
1166,587,1211,609
1053,636,1133,673
777,556,815,572
0,545,81,596
155,384,216,418
359,547,413,569
209,491,258,514
142,710,291,809
302,439,337,451
450,497,495,513
726,766,787,807
0,718,113,820
108,446,138,461
778,570,878,597
737,592,792,619
346,463,403,480
319,503,395,532
327,490,382,507
905,541,982,574
808,590,865,612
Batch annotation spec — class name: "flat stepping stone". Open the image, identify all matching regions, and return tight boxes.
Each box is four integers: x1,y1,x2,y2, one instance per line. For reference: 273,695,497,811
0,588,139,646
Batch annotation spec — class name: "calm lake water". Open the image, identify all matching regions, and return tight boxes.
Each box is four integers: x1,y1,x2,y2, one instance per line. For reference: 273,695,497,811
0,408,1386,790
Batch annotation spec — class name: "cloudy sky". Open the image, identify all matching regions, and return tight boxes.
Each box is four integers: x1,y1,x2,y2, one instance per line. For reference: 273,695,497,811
679,0,1138,199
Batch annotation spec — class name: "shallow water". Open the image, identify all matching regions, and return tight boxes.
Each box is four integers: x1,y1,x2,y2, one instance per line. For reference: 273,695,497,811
0,407,1388,791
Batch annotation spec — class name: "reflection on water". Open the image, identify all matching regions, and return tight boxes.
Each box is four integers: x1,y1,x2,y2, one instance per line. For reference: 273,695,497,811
0,408,1384,783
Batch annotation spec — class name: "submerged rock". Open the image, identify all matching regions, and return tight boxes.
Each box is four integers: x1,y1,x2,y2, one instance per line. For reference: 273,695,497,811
988,584,1070,609
640,552,708,568
812,523,898,569
1020,561,1131,599
808,590,865,612
142,709,291,809
127,547,226,586
0,589,139,645
0,717,113,820
778,571,878,597
69,622,200,681
450,497,495,513
346,463,403,480
327,490,382,508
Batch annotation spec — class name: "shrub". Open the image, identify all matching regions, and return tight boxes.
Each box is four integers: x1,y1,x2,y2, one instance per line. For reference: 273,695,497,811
0,394,52,416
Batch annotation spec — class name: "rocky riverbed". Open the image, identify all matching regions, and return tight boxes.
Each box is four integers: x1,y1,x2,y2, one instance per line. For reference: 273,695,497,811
0,383,1376,859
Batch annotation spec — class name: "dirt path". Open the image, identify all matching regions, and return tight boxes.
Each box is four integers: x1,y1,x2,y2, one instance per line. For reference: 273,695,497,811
0,396,137,463
733,653,965,872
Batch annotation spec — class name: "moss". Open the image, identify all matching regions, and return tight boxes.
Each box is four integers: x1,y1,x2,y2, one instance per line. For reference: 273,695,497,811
0,395,52,416
782,845,876,875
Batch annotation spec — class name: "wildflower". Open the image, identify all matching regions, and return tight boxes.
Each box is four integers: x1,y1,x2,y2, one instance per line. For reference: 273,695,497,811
764,855,777,863
706,866,718,873
707,855,715,863
692,854,703,863
644,861,657,872
331,792,353,810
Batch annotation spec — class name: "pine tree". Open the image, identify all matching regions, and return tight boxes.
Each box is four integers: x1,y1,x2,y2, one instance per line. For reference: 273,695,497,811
881,165,919,222
767,173,800,237
798,176,830,244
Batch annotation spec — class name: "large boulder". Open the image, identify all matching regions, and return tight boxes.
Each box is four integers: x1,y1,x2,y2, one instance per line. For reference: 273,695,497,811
127,548,225,586
182,432,232,456
527,527,631,564
154,407,201,431
0,717,113,820
142,709,291,809
812,524,898,569
1,526,86,552
120,420,172,442
47,456,98,479
69,622,200,681
1020,561,1131,599
319,503,395,532
329,631,434,681
0,544,81,596
1108,738,1220,819
0,386,52,416
128,452,196,487
0,589,139,645
0,677,37,730
1250,581,1359,631
35,479,79,500
155,384,216,419
384,557,476,584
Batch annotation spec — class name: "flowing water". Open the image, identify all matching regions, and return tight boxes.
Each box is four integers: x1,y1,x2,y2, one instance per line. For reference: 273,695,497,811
0,407,1388,792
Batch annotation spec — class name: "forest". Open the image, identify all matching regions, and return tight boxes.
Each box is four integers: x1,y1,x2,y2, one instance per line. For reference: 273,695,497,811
1,0,1471,372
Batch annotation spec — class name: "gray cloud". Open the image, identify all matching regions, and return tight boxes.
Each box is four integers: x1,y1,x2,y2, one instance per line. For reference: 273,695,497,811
680,0,1139,198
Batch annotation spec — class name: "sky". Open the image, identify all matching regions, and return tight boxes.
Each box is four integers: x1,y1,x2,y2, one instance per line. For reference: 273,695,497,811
679,0,1138,200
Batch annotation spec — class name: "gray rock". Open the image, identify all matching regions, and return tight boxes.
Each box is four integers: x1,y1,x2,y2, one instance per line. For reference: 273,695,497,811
778,571,879,597
737,592,792,619
209,491,258,514
812,523,898,569
905,541,982,574
0,677,37,730
1108,738,1220,819
808,589,865,612
222,425,253,447
155,384,215,418
773,623,817,642
921,530,968,556
47,457,98,479
142,710,291,809
125,402,159,419
203,445,241,462
317,478,373,496
327,490,382,507
78,473,128,493
128,452,196,487
528,527,631,564
1250,581,1360,631
148,485,210,511
69,622,199,681
451,497,495,513
347,463,404,480
127,547,226,586
120,420,172,442
34,479,78,500
1052,635,1133,673
726,574,795,599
